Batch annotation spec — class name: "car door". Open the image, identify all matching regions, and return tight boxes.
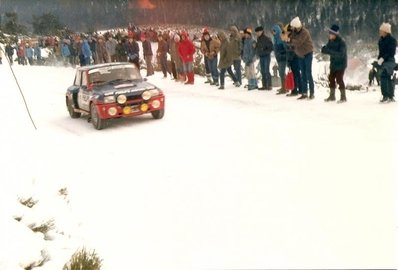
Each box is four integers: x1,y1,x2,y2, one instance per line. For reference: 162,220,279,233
78,71,91,111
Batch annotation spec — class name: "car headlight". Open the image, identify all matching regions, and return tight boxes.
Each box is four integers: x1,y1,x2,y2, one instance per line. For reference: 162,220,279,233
104,96,116,104
142,91,151,101
117,95,127,104
149,89,160,96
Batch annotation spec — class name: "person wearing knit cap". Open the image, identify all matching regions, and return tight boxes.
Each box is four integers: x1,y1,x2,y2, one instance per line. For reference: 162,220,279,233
377,22,397,102
321,24,348,103
255,26,274,90
242,27,258,90
287,16,315,100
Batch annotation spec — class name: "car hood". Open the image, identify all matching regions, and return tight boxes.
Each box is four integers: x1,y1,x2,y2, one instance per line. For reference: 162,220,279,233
94,81,158,96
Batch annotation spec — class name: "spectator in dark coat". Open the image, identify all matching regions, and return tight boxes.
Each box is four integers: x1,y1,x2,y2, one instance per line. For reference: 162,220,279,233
5,43,15,65
157,34,169,78
126,37,140,69
377,22,397,103
255,26,273,90
321,24,348,103
282,24,302,97
142,34,154,76
115,38,127,62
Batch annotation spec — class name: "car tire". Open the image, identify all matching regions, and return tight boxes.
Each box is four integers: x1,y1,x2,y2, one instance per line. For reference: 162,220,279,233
66,97,81,119
151,109,165,119
90,103,105,130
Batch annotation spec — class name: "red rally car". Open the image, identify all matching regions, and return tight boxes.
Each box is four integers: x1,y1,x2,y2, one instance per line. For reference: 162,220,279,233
66,63,165,130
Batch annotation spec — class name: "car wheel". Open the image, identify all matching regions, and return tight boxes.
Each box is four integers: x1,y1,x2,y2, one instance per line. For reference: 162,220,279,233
90,103,105,130
66,97,81,119
151,109,165,119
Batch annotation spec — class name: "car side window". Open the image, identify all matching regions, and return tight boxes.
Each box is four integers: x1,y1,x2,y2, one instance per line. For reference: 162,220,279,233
74,72,82,86
82,72,88,87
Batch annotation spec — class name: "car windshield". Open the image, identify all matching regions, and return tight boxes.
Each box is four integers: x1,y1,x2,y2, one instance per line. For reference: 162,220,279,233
88,65,142,85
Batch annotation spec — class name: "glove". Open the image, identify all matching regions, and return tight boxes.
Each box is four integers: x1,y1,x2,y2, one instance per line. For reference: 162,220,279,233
321,46,328,54
378,58,384,65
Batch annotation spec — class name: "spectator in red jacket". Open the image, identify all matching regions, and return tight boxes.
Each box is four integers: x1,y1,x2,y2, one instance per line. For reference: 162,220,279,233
178,32,196,84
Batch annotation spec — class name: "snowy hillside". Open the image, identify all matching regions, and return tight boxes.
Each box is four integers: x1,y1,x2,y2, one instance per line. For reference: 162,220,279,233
0,46,397,268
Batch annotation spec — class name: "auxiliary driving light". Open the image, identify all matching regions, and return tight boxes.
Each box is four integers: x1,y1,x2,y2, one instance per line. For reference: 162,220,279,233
123,106,132,115
140,103,149,112
108,107,118,116
117,95,127,104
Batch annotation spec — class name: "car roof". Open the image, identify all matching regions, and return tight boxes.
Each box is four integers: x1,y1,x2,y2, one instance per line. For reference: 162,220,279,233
77,62,135,72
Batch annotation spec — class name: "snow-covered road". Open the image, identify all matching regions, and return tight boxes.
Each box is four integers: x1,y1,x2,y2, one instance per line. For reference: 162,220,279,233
1,61,397,269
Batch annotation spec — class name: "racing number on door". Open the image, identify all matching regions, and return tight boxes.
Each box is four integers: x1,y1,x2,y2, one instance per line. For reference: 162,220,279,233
78,90,90,110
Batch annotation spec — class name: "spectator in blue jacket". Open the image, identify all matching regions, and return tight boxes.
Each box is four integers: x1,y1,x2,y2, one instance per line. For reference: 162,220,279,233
25,44,34,65
62,41,71,66
242,28,258,90
272,24,288,94
80,36,92,66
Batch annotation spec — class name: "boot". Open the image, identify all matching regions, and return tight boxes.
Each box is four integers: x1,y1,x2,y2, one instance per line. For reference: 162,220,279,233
205,73,212,84
276,81,287,94
325,88,336,102
337,88,347,103
179,74,186,83
258,78,266,90
185,72,194,84
218,85,225,90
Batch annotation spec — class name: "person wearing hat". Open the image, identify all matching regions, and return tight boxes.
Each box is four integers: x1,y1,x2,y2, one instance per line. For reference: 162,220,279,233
287,16,315,99
255,26,273,90
321,24,348,103
377,22,397,103
242,27,258,90
200,30,221,86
